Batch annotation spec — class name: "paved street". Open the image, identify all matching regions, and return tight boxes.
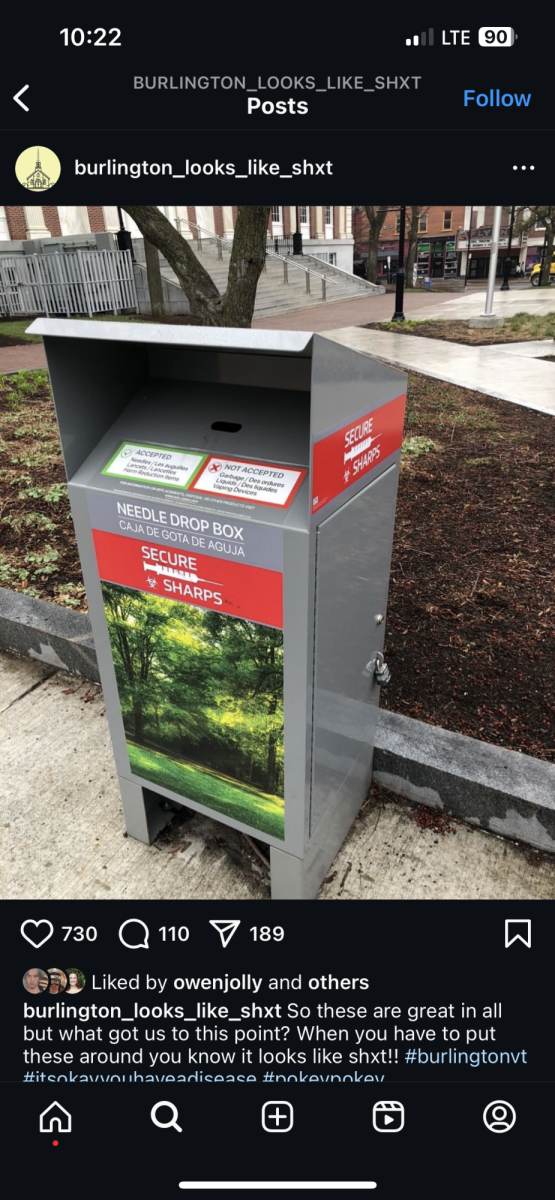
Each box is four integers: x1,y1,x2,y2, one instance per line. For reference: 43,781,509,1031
2,653,554,902
413,286,555,322
252,289,455,331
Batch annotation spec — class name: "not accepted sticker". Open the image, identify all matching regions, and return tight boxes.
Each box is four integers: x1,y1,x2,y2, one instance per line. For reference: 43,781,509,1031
190,455,307,508
102,442,206,490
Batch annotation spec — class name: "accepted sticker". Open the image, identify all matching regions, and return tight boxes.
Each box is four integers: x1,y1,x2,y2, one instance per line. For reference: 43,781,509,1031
191,456,307,508
102,442,206,490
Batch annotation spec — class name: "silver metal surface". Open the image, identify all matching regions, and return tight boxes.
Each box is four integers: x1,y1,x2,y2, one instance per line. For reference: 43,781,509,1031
484,205,503,316
309,467,399,835
1,250,137,317
42,321,406,897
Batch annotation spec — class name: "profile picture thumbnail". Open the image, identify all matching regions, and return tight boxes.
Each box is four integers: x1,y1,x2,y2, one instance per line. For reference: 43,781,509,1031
66,969,86,994
23,968,48,993
47,968,67,994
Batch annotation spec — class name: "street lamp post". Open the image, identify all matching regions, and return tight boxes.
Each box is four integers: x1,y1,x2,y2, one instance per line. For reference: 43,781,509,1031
464,204,474,287
501,205,516,290
392,205,406,322
116,207,134,260
293,206,303,256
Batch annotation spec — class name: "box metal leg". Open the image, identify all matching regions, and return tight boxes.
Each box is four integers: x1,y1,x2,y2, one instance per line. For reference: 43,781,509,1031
270,747,372,899
269,843,335,900
119,775,175,845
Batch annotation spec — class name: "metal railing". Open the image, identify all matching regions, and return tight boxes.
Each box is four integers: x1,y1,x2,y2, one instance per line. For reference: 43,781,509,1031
303,253,384,294
266,234,295,256
0,249,138,317
180,219,357,302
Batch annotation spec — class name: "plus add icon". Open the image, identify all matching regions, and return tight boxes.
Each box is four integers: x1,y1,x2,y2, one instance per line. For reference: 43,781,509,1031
262,1101,294,1133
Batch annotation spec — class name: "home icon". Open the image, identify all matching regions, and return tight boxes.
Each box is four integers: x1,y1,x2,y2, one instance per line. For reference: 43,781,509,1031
39,1101,72,1133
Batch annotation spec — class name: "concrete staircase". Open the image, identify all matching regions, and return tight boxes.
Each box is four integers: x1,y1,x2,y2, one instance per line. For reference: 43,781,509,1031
160,241,381,320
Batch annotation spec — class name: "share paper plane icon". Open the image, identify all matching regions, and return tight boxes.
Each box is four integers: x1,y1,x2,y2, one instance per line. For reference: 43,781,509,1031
209,919,241,948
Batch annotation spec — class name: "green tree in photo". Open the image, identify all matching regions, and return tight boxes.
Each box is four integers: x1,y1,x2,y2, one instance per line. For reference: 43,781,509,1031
102,585,174,743
101,584,285,838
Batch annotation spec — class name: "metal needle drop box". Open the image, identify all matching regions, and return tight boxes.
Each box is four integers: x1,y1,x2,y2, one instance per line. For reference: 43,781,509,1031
33,320,406,899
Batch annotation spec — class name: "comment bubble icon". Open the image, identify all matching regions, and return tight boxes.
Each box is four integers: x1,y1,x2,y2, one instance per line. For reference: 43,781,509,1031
119,919,150,949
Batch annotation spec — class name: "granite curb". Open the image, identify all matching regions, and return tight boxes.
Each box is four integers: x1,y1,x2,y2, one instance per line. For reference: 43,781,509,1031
2,586,554,853
0,586,99,682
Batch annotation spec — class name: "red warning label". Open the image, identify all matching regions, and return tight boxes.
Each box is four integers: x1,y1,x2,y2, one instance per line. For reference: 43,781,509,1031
311,392,406,515
92,529,283,629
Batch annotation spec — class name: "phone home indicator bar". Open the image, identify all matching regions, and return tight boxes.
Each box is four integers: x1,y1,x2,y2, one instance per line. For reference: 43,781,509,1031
178,1186,378,1192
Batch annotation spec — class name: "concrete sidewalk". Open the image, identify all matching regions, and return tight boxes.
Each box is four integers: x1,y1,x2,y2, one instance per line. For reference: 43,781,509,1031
411,286,555,322
2,652,554,901
324,327,555,416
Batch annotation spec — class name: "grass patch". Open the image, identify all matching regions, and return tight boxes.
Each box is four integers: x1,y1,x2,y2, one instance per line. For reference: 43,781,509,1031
128,742,285,840
364,311,555,346
402,436,437,456
504,311,555,340
0,319,43,344
0,313,201,349
452,406,499,430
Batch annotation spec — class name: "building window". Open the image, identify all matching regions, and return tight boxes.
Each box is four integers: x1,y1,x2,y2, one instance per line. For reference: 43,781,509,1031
419,213,428,232
395,214,401,234
311,251,337,265
271,206,282,223
325,206,332,226
443,210,453,230
535,217,545,231
300,206,309,224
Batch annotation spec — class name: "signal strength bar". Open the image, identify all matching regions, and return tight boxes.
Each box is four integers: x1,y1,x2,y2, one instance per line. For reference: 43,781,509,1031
406,28,434,45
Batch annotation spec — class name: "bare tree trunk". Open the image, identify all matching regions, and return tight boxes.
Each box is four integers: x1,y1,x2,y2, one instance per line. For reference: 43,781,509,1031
221,206,270,327
363,206,388,285
366,241,379,285
121,204,271,326
144,238,165,318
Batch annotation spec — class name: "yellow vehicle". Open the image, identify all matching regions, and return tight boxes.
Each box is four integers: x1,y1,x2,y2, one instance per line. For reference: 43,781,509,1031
530,255,555,285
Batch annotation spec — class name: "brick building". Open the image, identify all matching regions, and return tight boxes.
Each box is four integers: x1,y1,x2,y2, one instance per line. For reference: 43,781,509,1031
353,205,542,281
457,206,543,277
0,204,354,270
353,206,465,280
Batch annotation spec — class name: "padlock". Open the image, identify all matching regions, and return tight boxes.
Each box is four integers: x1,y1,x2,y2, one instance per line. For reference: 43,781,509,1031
374,652,391,686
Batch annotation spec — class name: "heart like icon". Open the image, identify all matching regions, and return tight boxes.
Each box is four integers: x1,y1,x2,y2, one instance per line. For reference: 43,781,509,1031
21,919,54,949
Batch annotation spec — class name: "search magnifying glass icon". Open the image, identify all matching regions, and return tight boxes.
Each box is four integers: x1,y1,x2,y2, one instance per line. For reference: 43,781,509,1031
151,1101,182,1133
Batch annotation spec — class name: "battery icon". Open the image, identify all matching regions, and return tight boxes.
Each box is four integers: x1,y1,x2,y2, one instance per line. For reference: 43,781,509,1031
478,27,516,46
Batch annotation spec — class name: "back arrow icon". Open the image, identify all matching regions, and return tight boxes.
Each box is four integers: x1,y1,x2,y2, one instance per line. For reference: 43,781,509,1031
14,85,30,111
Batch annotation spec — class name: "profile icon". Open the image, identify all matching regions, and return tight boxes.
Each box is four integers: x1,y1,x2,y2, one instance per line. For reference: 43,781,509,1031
47,968,67,994
483,1100,516,1133
15,146,61,191
23,968,48,994
66,969,86,994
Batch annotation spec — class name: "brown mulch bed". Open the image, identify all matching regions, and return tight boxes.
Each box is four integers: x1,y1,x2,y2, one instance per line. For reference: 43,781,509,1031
380,373,555,762
0,370,87,610
0,335,30,348
364,318,555,346
1,369,554,761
